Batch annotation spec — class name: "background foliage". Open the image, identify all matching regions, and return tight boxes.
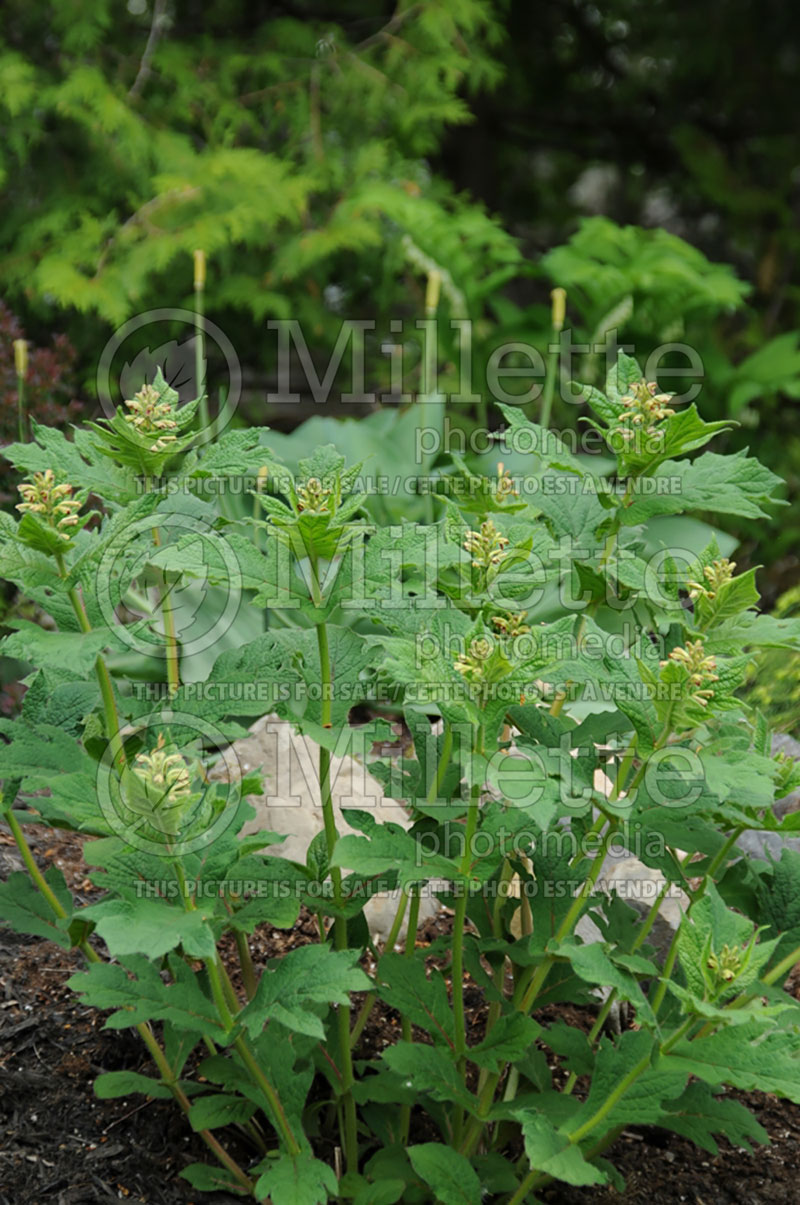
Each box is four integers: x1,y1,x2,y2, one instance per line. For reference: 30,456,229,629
1,0,798,702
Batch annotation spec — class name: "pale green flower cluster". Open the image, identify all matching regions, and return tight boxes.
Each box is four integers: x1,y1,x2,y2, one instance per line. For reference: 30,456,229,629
463,519,509,569
133,734,191,804
16,469,82,541
124,383,179,452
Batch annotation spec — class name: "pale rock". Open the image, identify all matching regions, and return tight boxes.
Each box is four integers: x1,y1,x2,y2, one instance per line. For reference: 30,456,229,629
212,714,438,944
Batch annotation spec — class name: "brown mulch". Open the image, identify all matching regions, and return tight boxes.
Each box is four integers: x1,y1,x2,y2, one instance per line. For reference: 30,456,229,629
2,824,800,1204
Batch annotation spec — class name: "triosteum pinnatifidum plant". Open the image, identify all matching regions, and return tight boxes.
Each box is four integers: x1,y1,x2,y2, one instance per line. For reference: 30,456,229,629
3,353,800,1201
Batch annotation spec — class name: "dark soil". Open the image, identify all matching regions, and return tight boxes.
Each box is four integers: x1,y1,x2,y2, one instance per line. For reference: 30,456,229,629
2,824,800,1204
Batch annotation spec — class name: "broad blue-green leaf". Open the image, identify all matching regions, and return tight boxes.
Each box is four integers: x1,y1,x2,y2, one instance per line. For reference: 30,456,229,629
0,868,73,948
21,668,97,733
377,953,455,1046
623,450,783,524
331,828,462,889
0,719,90,778
468,1013,541,1072
239,943,370,1040
407,1144,481,1205
517,1111,605,1187
606,352,643,408
382,1042,479,1112
571,1030,685,1134
550,937,655,1024
1,619,121,674
67,955,226,1039
93,1070,174,1100
665,1022,800,1101
188,1092,257,1131
659,1082,768,1155
180,1162,248,1193
255,1153,337,1205
497,402,586,476
79,895,218,960
3,420,138,504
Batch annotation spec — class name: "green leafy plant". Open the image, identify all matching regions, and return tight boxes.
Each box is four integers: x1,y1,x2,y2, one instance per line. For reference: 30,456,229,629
745,584,800,736
0,1,517,374
3,353,800,1201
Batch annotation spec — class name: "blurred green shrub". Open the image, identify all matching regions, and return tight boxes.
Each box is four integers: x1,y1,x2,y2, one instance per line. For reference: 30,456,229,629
745,585,800,736
0,1,519,359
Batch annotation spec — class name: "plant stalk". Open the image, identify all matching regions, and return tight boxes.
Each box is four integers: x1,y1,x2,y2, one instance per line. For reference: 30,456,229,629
398,887,422,1147
194,249,210,437
6,815,254,1192
55,553,126,772
539,287,566,430
14,339,27,441
507,1016,694,1204
309,553,358,1174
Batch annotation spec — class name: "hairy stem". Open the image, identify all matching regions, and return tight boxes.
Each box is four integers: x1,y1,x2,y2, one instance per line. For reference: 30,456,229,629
8,817,254,1191
508,1017,694,1204
308,549,358,1175
538,287,565,431
515,820,620,1016
350,887,411,1048
193,250,210,437
138,1021,255,1192
16,372,26,442
399,887,422,1147
453,726,484,1064
56,553,126,772
234,930,258,1001
650,826,743,1017
146,493,181,698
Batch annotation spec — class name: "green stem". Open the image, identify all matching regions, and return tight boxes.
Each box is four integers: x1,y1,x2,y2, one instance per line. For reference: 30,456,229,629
609,735,638,801
420,271,441,524
309,554,358,1174
146,490,181,697
6,808,70,919
538,288,565,430
459,821,623,1149
399,887,422,1147
168,880,270,1157
508,1017,694,1204
352,717,453,1061
202,956,300,1157
485,857,517,1033
205,957,236,1027
449,727,484,1149
235,930,258,1001
539,348,558,432
137,1021,255,1192
56,553,126,772
253,466,268,552
173,858,195,909
427,720,453,807
515,820,620,1016
17,373,26,442
194,261,210,437
233,1036,302,1157
7,815,254,1192
453,726,484,1064
561,851,693,1097
650,826,743,1018
763,942,800,987
350,887,411,1049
